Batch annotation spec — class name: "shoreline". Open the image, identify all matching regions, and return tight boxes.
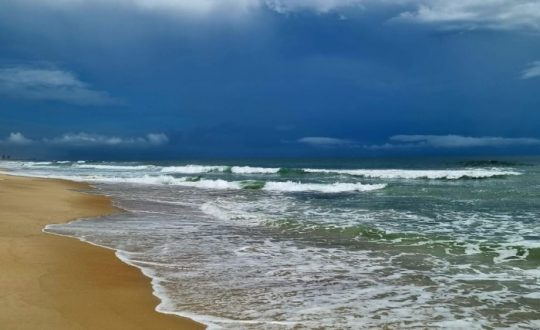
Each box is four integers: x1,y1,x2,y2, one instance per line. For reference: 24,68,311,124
0,173,205,329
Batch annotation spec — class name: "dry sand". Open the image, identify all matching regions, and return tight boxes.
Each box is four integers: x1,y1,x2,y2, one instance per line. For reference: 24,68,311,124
0,174,205,329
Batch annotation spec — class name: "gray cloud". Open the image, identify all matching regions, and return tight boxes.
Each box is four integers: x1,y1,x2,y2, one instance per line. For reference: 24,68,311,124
368,134,540,149
46,133,169,146
21,0,540,31
521,61,540,80
264,0,365,14
1,132,168,147
298,136,354,147
0,66,119,106
9,0,364,18
22,0,260,16
4,132,33,145
398,0,540,30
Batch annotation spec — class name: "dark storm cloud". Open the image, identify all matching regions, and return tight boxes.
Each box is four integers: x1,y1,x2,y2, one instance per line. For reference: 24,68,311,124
1,0,540,158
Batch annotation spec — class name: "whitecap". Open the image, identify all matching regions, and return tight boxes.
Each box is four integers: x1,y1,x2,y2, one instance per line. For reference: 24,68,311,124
263,181,386,193
230,166,280,174
160,165,229,174
304,168,521,180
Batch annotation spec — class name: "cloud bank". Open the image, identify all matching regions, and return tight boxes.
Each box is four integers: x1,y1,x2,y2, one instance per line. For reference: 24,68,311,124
370,134,540,149
0,66,119,106
1,132,168,147
298,134,540,150
398,0,540,30
15,0,540,30
18,0,360,15
298,136,354,147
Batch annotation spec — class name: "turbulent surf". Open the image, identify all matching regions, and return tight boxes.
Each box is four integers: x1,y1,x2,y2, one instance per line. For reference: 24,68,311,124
2,157,539,329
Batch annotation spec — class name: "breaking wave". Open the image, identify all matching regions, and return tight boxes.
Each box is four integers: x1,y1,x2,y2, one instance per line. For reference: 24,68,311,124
263,181,386,193
75,164,155,170
161,165,230,174
161,165,280,175
74,175,386,193
303,168,521,180
12,161,522,180
230,166,281,174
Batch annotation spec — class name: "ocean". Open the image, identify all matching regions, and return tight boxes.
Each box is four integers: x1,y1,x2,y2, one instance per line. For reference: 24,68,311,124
3,157,540,329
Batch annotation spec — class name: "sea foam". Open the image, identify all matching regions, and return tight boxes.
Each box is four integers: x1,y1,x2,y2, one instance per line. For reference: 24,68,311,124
304,168,521,179
95,176,385,193
161,165,230,174
75,164,154,170
263,181,386,193
13,161,523,180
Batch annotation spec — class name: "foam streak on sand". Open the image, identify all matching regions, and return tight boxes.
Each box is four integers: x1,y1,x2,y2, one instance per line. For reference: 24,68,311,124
0,173,204,329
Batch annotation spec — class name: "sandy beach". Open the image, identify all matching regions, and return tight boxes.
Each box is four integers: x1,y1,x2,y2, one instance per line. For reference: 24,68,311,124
0,173,205,329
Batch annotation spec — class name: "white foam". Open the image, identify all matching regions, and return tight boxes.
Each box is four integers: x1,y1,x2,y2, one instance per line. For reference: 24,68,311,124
493,248,526,264
304,168,521,179
75,164,153,170
433,319,484,330
464,243,482,255
25,170,384,193
161,165,281,175
177,179,242,190
263,181,386,193
118,176,385,193
523,292,540,299
230,166,280,174
160,165,229,174
21,161,54,167
77,175,235,189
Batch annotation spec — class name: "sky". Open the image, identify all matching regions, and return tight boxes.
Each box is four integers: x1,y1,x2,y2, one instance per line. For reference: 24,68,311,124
1,0,540,159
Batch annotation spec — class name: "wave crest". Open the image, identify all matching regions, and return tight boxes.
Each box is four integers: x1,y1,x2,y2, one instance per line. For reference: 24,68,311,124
77,175,385,193
160,165,229,174
304,168,521,180
263,181,386,193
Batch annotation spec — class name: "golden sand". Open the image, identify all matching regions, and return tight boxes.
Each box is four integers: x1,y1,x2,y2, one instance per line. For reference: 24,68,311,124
0,174,205,329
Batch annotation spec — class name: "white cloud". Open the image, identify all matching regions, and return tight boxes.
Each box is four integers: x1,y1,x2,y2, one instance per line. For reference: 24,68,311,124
47,132,169,146
264,0,364,14
368,134,540,149
131,0,260,15
24,0,260,15
0,66,119,106
398,0,540,30
16,0,363,16
1,132,168,147
145,133,169,145
521,61,540,79
298,136,354,146
5,132,33,145
13,0,540,30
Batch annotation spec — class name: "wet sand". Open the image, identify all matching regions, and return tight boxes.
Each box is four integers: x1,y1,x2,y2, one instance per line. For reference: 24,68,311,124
0,174,205,329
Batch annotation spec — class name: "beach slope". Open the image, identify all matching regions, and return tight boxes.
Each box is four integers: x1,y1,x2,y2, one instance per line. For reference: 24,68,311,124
0,174,204,329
